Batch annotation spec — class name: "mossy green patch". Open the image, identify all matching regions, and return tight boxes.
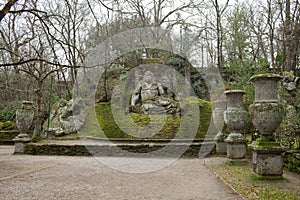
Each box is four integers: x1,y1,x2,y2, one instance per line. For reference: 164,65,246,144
79,98,212,139
0,130,19,141
53,133,80,140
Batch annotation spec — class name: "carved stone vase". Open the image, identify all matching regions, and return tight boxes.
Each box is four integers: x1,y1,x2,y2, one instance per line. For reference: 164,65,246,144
249,74,285,177
224,90,248,159
13,101,34,153
213,100,227,154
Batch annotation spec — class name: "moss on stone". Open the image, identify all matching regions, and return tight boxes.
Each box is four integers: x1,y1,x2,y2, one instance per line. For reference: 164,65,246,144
79,98,212,139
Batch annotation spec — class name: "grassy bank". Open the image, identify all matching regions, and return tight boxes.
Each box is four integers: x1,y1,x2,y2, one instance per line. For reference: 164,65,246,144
78,98,212,139
209,161,300,200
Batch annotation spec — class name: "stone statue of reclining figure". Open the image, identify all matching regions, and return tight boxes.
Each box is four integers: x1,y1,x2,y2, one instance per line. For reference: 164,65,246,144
129,71,180,115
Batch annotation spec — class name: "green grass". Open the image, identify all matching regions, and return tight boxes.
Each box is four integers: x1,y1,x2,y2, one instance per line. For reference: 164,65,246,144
209,161,300,200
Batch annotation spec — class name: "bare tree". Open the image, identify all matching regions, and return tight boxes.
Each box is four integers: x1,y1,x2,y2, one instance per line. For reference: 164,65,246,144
0,0,19,22
283,0,300,72
0,0,88,136
213,0,229,72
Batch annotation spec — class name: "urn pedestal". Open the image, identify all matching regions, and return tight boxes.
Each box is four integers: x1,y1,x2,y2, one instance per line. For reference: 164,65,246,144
224,90,248,159
213,100,227,154
249,74,285,177
13,101,34,154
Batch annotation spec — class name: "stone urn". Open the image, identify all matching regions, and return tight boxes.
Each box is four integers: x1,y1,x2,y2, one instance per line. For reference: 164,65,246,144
224,90,248,159
13,101,34,153
249,74,285,177
213,100,227,154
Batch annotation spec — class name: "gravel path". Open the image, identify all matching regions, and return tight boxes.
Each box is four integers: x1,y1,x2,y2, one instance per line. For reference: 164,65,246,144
0,145,242,200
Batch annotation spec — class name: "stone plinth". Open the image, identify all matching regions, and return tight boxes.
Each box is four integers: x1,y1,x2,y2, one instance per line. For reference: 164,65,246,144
251,146,284,177
226,140,247,159
13,134,31,154
216,141,227,154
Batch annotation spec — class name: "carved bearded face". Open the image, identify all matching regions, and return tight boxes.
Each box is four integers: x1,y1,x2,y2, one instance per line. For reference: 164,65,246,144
143,71,154,83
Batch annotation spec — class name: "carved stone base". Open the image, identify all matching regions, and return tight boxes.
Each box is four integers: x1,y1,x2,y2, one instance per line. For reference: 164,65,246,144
13,134,31,154
14,142,28,153
216,141,227,154
226,141,247,159
252,147,284,177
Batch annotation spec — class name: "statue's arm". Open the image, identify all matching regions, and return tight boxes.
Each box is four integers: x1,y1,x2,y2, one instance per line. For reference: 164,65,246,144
131,82,142,106
134,82,142,94
158,83,165,96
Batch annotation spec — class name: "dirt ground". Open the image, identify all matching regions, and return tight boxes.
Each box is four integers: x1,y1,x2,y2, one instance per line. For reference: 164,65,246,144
0,145,242,200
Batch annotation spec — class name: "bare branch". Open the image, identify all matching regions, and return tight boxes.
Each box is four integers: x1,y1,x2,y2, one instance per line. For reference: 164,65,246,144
0,58,83,68
0,0,19,22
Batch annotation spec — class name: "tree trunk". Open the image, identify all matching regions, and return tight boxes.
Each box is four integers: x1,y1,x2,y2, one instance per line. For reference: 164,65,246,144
267,0,275,68
33,82,43,137
284,0,293,71
215,0,223,73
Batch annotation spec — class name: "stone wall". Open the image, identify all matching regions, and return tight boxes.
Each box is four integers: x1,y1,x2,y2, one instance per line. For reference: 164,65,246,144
23,142,216,158
0,130,20,144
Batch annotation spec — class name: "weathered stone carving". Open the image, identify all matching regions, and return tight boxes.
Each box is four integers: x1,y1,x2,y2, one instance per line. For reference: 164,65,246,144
249,74,285,177
13,101,34,153
43,98,86,137
224,90,248,159
129,71,180,115
15,101,34,140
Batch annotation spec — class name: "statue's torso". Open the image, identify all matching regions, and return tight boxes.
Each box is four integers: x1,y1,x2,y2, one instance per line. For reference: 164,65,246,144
141,82,159,102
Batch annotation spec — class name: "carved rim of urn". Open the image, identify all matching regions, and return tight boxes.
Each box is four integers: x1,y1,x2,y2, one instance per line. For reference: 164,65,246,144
250,73,282,81
22,101,34,109
224,90,245,110
250,73,282,103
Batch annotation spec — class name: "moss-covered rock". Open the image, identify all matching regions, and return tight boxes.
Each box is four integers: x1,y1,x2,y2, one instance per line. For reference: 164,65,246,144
79,98,211,139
